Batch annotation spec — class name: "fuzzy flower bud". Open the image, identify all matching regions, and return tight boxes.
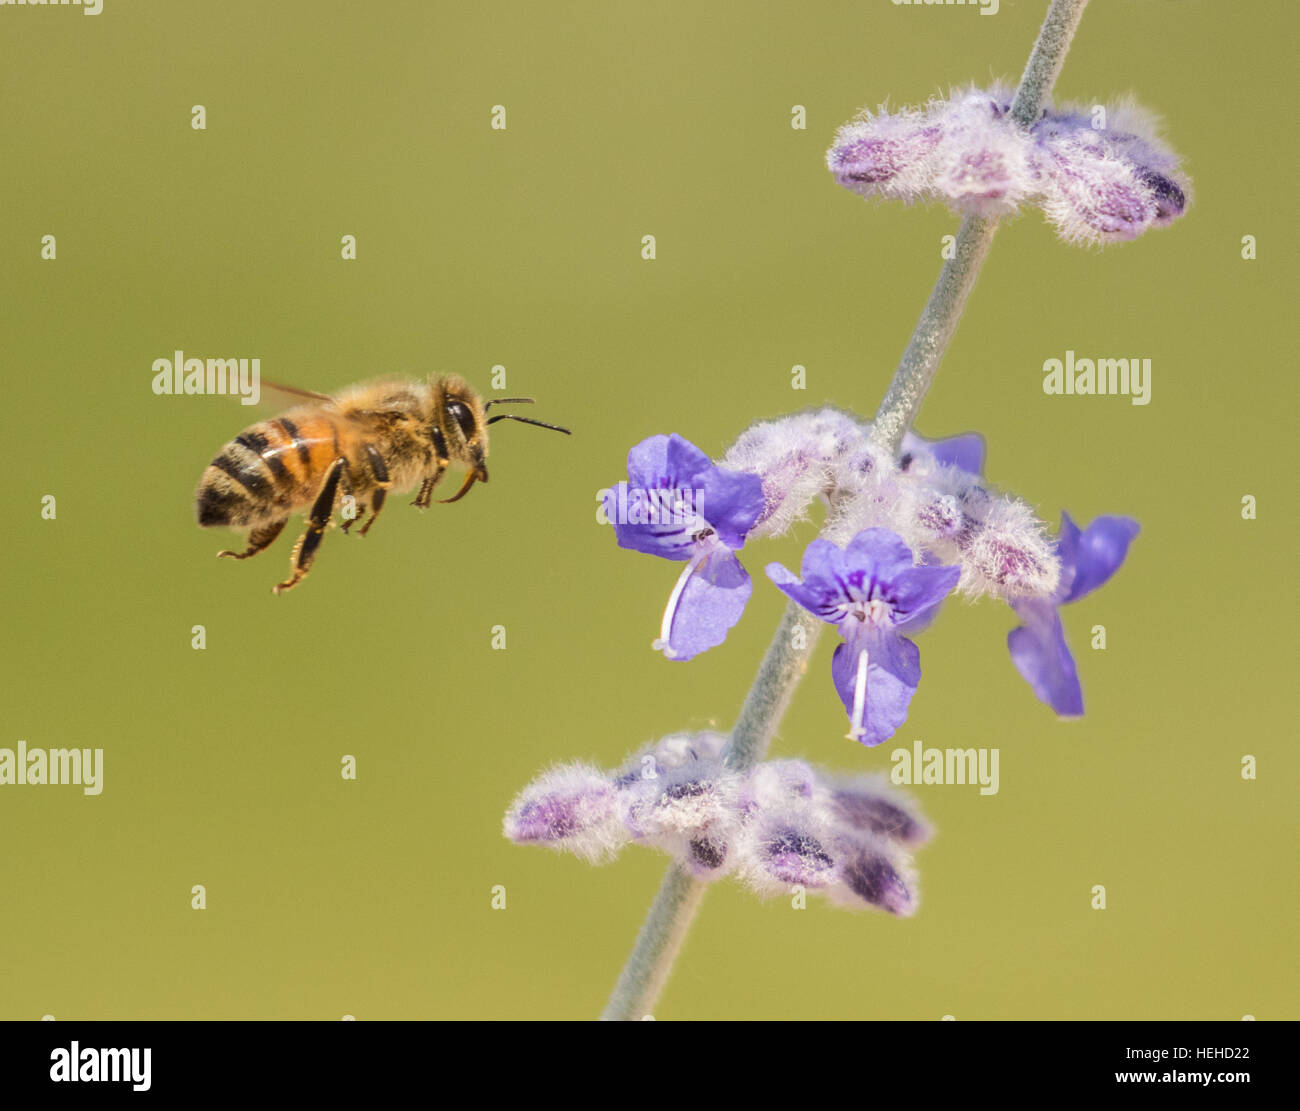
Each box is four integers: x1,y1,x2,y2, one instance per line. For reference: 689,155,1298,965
505,735,933,916
826,773,932,846
502,764,627,864
830,838,919,916
828,85,1189,246
617,733,738,877
898,431,1060,601
719,408,874,539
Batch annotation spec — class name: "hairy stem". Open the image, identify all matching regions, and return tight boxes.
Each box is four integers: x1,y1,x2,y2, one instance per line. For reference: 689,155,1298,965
868,213,997,454
1010,0,1091,128
724,603,825,774
871,0,1090,454
599,0,1090,1021
599,864,708,1021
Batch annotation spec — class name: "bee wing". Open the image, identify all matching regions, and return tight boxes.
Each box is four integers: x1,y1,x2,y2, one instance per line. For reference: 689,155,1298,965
262,379,335,403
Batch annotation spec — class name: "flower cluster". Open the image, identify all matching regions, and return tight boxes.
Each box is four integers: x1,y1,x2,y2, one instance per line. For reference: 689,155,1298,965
504,732,931,915
601,412,1137,741
827,86,1189,245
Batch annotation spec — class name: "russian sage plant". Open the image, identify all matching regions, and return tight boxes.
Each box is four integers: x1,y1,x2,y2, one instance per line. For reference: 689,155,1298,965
504,0,1186,1019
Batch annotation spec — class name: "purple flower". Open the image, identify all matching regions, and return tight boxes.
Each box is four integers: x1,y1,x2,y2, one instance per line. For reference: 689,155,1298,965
1007,512,1140,717
603,435,765,661
766,529,960,746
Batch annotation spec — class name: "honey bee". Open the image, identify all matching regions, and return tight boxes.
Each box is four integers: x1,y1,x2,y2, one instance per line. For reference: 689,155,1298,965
195,375,569,593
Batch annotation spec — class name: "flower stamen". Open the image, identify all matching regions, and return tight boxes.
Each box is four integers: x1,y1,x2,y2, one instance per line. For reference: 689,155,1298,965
654,551,707,659
847,646,869,741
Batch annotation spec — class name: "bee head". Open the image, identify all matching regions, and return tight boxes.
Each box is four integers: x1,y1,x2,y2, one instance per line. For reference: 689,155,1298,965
430,376,570,505
436,378,490,484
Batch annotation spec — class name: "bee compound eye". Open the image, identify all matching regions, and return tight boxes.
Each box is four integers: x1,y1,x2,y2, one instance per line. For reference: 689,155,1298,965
447,400,476,439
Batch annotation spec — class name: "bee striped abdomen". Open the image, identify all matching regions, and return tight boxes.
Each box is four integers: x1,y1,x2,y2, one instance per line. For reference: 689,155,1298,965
234,430,289,483
196,413,341,528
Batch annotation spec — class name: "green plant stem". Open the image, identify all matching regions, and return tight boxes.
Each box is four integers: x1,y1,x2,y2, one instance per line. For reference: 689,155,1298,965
724,603,825,774
599,0,1091,1021
1010,0,1091,128
598,864,708,1022
868,213,997,454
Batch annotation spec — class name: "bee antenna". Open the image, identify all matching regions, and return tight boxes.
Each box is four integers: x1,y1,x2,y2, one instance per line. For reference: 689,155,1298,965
486,414,571,435
484,397,536,411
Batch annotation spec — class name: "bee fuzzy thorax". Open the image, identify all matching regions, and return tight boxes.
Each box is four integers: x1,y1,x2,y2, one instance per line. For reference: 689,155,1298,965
194,373,568,592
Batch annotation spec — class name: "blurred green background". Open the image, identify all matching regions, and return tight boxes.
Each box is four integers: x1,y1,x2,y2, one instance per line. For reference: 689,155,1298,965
1,0,1295,1020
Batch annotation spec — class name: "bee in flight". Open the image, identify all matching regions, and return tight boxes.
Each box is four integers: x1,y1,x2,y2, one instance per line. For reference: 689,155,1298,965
195,375,569,593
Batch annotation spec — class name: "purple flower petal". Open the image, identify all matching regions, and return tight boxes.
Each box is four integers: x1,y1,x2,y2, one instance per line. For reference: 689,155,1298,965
606,483,697,560
831,629,920,747
1058,512,1140,604
903,430,986,476
842,528,916,583
626,433,711,492
1007,597,1083,718
887,564,962,632
766,540,847,620
697,465,765,551
608,434,763,562
658,549,753,662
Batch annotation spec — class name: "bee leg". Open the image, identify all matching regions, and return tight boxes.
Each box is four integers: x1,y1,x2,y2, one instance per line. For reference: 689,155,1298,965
341,504,367,535
217,518,287,560
357,490,385,536
338,467,364,534
411,461,447,510
340,489,368,535
357,443,392,537
273,457,347,594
